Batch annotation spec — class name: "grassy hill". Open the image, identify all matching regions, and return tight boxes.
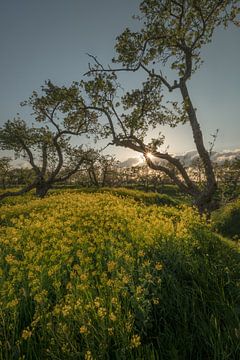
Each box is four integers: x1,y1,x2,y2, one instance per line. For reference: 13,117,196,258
0,191,240,359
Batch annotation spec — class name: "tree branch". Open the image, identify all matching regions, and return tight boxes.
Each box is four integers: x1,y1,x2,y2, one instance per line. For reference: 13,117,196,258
54,158,86,183
17,136,41,176
0,182,36,201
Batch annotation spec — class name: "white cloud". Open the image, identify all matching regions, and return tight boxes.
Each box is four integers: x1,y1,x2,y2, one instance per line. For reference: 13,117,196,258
120,148,240,168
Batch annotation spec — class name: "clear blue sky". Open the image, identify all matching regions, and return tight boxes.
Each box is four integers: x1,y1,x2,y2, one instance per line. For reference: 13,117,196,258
0,0,239,160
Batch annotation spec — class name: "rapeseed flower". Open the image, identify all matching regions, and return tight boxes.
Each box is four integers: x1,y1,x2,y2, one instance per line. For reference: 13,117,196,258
130,334,141,348
22,328,32,340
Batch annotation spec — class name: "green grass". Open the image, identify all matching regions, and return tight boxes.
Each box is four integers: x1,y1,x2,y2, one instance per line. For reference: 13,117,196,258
96,187,179,206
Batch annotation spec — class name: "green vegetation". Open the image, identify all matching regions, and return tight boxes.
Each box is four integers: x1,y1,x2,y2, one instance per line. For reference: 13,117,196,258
212,198,240,239
0,186,182,208
0,0,239,358
80,187,180,206
0,192,239,359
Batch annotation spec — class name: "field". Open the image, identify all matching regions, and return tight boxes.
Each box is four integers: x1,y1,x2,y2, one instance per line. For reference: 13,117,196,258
0,190,240,359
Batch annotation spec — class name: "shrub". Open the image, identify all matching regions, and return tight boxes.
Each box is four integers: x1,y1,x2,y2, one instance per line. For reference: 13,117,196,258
212,198,240,239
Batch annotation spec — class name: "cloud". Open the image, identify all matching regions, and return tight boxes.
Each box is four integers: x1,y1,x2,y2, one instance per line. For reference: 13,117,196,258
119,149,240,168
118,157,143,168
175,149,240,166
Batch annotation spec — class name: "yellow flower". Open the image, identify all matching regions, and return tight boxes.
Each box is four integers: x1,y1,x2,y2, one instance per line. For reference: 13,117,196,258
155,262,163,271
136,286,143,296
80,273,88,281
80,325,89,334
125,319,133,332
107,279,114,287
108,327,114,336
138,250,145,257
85,350,93,360
6,298,19,308
98,307,107,318
22,328,32,340
34,290,48,304
153,298,160,305
109,312,117,322
143,260,150,267
5,254,17,264
130,334,141,348
94,298,101,308
107,261,116,272
111,297,118,305
62,304,71,317
122,275,130,284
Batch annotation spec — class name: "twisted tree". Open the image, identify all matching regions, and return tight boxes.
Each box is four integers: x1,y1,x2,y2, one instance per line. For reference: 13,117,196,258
84,0,239,213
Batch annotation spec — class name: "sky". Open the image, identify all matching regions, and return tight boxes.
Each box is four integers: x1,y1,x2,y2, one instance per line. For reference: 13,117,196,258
0,0,239,161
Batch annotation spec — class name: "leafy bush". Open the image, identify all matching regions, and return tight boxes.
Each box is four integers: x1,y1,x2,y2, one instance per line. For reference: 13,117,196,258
0,193,239,359
212,198,240,239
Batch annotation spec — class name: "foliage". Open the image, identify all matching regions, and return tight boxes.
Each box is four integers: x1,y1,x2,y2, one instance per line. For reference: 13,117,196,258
212,198,240,239
0,192,239,359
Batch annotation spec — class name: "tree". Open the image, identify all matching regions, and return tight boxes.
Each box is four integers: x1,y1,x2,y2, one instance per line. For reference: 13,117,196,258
0,81,98,200
81,153,119,187
0,157,11,189
84,0,239,213
8,167,35,187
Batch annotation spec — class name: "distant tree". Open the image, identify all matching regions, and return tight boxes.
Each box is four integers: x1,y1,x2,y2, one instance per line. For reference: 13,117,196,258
9,167,35,187
83,153,119,187
0,81,98,200
0,157,11,189
84,0,239,213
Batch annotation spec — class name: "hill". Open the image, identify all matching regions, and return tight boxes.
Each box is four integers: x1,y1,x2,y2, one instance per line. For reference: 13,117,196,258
0,192,239,359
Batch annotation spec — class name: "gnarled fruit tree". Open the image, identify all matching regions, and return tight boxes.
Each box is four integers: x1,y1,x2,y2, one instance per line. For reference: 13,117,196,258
84,0,240,213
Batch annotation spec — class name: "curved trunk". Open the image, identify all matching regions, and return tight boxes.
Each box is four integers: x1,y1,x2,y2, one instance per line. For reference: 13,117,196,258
180,81,218,213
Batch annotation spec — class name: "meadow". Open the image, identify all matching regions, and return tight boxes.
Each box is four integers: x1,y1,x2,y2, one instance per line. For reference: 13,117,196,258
0,190,240,359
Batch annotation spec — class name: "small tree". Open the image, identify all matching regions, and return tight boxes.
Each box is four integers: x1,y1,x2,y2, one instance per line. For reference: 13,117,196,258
85,0,239,213
0,81,98,200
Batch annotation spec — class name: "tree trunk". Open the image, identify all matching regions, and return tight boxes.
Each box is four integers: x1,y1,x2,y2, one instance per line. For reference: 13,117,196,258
180,81,218,213
2,177,6,190
35,182,51,198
